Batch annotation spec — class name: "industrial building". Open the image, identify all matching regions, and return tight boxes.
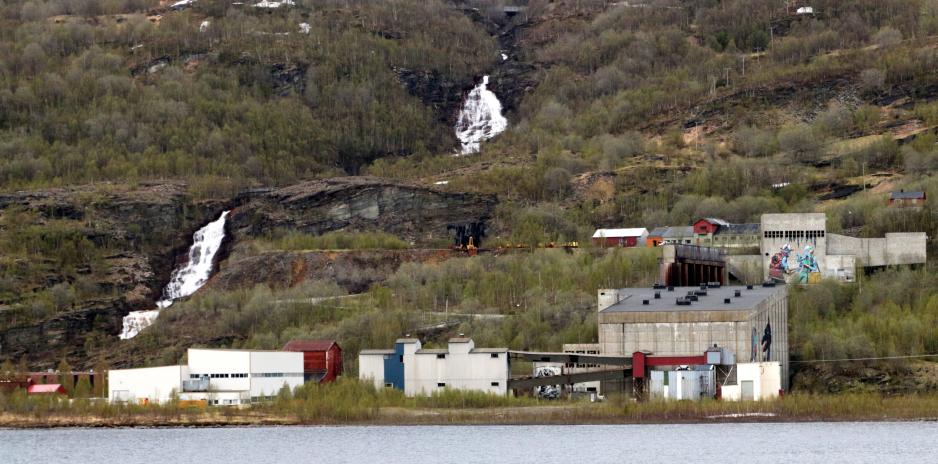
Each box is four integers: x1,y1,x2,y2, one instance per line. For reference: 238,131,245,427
645,213,927,283
592,228,648,247
359,337,509,397
282,339,343,382
761,213,927,283
597,283,789,391
108,341,339,406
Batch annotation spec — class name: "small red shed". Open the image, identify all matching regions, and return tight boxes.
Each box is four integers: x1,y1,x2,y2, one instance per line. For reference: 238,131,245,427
282,340,343,383
27,384,66,395
693,218,728,235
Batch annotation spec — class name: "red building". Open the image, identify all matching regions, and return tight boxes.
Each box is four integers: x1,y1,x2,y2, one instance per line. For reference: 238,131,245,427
591,228,648,248
27,384,66,395
282,340,343,383
889,190,926,207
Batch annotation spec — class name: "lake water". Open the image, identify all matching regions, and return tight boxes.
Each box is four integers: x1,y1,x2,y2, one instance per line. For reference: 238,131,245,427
2,422,938,463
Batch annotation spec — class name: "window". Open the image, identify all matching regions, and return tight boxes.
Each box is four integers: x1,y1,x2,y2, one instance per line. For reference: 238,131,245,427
436,354,446,359
491,382,499,387
490,353,499,358
384,383,394,388
437,382,446,387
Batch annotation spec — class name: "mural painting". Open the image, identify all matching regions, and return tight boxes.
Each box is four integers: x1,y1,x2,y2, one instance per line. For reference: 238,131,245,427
768,243,820,283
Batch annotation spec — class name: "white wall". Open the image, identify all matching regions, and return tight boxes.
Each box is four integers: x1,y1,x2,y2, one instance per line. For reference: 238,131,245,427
187,349,251,393
358,353,388,389
249,351,304,398
407,341,509,396
108,365,186,404
722,362,781,401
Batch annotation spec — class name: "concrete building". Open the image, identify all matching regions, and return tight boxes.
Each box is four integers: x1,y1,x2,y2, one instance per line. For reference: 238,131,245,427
108,348,305,406
597,284,789,391
359,337,509,397
721,362,781,401
592,228,648,248
761,213,927,283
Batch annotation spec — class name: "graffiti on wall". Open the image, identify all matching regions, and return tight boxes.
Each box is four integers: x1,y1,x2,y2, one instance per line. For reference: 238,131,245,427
769,243,820,283
750,321,773,362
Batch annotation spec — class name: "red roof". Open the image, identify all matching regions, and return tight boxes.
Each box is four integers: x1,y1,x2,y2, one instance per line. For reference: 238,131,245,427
28,384,66,394
282,340,339,352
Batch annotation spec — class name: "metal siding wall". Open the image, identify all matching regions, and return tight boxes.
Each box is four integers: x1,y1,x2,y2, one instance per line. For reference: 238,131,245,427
384,343,405,391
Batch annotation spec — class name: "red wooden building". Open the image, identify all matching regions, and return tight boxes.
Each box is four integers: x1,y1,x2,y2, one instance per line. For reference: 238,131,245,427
282,340,343,383
27,384,66,395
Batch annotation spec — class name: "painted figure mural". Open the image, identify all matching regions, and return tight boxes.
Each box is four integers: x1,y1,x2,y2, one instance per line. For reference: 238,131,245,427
769,243,820,283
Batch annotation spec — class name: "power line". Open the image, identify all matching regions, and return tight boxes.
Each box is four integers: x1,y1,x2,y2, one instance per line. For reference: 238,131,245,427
791,353,938,364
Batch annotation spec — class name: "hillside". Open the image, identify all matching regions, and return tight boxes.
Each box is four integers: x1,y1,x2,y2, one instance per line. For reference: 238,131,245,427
1,0,938,393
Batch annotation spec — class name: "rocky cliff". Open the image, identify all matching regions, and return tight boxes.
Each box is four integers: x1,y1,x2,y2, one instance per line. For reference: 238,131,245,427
0,177,496,368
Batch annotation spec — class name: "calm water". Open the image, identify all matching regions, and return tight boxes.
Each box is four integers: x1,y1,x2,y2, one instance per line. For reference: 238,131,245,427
2,422,938,463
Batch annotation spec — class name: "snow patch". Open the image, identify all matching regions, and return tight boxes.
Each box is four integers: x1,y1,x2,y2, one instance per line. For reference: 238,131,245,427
119,211,229,340
299,22,311,34
199,20,210,32
501,53,508,61
454,75,508,155
171,0,197,9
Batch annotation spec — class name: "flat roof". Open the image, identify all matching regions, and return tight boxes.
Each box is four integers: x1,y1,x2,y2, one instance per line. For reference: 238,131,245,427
359,349,394,355
600,285,785,313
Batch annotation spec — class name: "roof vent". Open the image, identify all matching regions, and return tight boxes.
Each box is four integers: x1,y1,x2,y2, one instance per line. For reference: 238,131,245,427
724,298,731,304
762,281,776,287
746,285,754,290
709,281,721,288
653,283,665,289
642,299,650,305
654,291,661,299
687,294,698,302
676,298,691,306
667,286,674,292
734,290,741,297
695,290,707,296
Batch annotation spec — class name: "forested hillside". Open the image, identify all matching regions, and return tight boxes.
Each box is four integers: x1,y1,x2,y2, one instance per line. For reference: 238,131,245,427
2,0,938,392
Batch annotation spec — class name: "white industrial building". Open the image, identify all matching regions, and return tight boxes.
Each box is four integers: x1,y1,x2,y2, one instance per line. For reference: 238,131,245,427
721,362,782,401
359,337,509,397
108,348,304,406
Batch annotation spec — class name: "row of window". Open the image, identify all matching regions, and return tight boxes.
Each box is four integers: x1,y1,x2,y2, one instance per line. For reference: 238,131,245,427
434,382,500,387
764,230,825,239
189,372,296,379
434,353,501,359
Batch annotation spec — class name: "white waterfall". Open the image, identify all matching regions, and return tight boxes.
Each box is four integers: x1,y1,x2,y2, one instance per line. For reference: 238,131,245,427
119,210,230,340
455,75,508,155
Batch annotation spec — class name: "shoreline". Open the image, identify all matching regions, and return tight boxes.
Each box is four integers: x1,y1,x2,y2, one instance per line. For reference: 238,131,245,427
4,403,938,429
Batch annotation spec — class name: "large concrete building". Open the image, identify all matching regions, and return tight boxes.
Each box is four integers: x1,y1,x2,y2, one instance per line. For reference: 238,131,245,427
761,213,927,283
108,344,337,405
359,337,509,397
597,284,789,390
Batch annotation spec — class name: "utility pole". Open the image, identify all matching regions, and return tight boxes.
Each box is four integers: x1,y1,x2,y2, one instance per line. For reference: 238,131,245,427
740,55,746,77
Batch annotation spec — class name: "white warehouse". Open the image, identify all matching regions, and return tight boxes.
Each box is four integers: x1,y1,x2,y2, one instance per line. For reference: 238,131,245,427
359,337,509,397
108,348,305,406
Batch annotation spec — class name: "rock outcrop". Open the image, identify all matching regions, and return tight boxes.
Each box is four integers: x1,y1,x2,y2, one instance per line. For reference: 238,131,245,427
229,176,496,247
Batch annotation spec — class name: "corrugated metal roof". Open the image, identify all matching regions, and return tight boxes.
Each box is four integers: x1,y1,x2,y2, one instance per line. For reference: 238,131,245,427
600,285,786,313
416,349,449,354
890,191,925,200
592,228,648,238
395,338,420,343
702,218,731,227
648,227,669,237
471,348,509,353
359,349,395,355
282,339,338,352
716,223,760,235
662,226,693,238
27,384,65,394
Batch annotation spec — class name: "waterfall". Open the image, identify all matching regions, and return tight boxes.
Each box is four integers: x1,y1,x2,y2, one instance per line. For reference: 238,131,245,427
454,75,508,155
119,210,230,340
